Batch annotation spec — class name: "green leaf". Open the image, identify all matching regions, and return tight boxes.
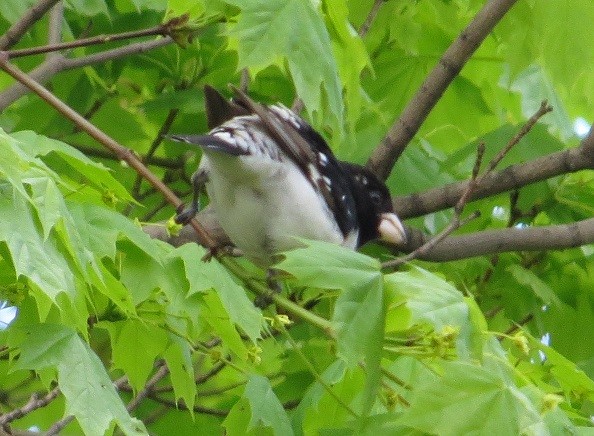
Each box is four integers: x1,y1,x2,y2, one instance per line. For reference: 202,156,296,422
0,0,35,22
0,190,87,327
174,244,263,342
322,0,371,129
201,290,249,359
279,240,382,363
384,267,471,357
104,319,169,393
225,0,342,128
294,360,362,434
13,324,147,436
532,1,594,101
279,240,383,422
163,338,197,413
509,65,574,139
64,0,110,17
91,263,137,315
224,374,293,436
278,239,380,290
384,267,468,331
528,336,594,402
398,360,543,435
10,130,133,203
506,264,563,307
555,171,594,216
70,202,166,262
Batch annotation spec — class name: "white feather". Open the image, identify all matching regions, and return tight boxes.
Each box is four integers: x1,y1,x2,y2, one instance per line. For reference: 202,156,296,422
202,150,346,266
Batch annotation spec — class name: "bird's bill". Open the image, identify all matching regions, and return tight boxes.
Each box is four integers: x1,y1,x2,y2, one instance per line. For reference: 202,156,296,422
378,213,407,245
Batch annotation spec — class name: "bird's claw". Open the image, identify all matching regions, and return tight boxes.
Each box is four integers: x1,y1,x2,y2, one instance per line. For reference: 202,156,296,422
175,205,198,225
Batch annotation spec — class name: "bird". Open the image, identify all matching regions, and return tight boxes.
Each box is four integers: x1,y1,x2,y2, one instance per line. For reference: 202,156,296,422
170,86,406,267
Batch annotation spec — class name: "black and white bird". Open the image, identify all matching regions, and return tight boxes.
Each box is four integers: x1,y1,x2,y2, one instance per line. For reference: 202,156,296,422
171,86,406,266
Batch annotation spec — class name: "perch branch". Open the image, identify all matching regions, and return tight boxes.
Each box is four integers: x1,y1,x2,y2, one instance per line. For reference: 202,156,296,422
406,217,594,262
146,124,594,264
384,102,552,268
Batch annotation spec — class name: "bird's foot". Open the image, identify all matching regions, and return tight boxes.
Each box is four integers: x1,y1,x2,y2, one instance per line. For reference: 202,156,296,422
175,204,198,225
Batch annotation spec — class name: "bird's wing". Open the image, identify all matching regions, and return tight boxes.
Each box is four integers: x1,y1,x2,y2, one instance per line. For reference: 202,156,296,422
231,86,358,238
167,134,250,156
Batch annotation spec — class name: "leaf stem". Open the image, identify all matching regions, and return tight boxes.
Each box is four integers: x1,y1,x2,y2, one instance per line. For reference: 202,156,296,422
277,317,359,418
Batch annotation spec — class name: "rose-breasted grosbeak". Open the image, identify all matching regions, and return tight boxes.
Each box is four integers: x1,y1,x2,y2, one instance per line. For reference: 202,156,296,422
171,86,406,266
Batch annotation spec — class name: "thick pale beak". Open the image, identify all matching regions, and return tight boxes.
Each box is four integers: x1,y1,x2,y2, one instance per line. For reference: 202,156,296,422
378,212,407,245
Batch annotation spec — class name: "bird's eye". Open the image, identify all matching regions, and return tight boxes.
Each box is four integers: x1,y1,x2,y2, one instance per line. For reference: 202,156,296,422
369,190,382,206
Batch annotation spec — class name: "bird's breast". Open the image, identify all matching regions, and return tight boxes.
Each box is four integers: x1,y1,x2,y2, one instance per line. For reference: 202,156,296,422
203,152,351,265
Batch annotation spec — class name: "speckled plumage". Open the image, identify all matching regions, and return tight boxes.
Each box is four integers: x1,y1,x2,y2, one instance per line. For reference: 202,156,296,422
171,86,406,266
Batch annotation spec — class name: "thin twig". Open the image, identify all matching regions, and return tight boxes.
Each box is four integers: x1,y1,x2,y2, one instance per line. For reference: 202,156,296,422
0,38,173,110
46,415,75,435
0,0,62,50
359,0,384,37
195,361,226,384
127,363,170,412
484,100,553,175
147,394,229,416
0,56,216,250
129,108,180,208
0,387,61,425
383,142,486,268
5,23,174,59
152,361,227,393
367,0,521,180
502,313,534,337
196,381,246,397
383,101,555,267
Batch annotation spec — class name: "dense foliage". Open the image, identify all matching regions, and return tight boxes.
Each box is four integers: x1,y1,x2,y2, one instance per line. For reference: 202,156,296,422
0,0,593,434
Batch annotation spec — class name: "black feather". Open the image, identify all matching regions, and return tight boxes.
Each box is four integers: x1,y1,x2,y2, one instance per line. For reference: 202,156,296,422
168,134,249,156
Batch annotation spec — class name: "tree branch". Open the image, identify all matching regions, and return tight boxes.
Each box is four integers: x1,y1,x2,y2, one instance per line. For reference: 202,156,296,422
0,38,173,109
366,0,521,180
47,1,64,49
0,56,191,225
0,56,337,338
0,387,61,425
127,363,170,412
393,127,594,219
0,0,62,50
358,0,384,37
5,23,175,59
400,217,594,262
